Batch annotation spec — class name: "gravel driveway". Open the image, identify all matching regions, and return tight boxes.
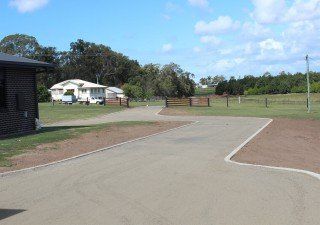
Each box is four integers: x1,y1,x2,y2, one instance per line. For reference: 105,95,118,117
1,107,320,225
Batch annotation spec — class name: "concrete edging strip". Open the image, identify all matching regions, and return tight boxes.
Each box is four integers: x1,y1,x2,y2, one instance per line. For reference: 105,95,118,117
0,121,198,178
225,119,320,181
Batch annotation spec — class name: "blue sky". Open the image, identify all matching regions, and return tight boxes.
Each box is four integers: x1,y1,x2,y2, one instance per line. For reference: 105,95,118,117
1,0,320,81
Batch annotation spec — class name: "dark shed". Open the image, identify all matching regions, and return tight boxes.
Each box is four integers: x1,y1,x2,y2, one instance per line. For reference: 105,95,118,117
0,53,54,137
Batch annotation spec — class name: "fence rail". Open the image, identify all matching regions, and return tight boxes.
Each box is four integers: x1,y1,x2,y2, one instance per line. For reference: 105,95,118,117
105,98,129,108
165,97,210,107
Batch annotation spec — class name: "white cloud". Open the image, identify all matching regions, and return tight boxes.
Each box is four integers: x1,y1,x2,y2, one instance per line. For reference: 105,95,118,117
285,0,320,22
241,22,272,40
219,49,233,55
200,35,221,46
251,0,320,24
9,0,49,13
165,2,182,12
162,14,171,20
251,0,286,24
188,0,211,11
259,38,284,52
195,16,240,35
162,43,173,53
212,58,246,72
193,46,202,53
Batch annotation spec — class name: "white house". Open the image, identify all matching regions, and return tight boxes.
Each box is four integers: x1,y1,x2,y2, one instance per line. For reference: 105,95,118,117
50,79,125,101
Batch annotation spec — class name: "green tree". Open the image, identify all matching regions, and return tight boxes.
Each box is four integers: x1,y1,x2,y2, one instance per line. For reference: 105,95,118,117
122,84,143,99
0,34,41,57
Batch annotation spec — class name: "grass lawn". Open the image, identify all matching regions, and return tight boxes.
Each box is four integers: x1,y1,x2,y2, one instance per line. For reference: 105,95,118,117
242,93,320,102
0,121,153,167
164,93,320,120
39,103,124,124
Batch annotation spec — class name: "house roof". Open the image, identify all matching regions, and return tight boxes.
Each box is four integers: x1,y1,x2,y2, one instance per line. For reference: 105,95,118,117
50,79,107,89
0,52,54,68
107,87,124,94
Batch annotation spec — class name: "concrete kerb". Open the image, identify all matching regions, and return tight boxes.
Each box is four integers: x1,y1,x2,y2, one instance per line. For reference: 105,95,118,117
0,121,198,178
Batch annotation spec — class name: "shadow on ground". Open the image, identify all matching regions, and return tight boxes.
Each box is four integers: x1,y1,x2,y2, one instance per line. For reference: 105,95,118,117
0,209,26,220
1,126,91,141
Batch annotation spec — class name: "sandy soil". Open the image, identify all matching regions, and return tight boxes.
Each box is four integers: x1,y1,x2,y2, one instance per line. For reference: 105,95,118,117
233,118,320,174
0,121,188,173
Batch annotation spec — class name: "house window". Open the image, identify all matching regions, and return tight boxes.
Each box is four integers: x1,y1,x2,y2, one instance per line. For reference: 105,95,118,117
82,89,87,94
0,70,5,108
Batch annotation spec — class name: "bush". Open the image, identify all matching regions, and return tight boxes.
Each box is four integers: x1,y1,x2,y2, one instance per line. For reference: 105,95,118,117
37,85,51,102
311,82,320,93
291,86,307,93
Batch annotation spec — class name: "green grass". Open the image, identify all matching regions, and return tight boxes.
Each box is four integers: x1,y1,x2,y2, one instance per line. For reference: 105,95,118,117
0,121,153,167
242,93,320,102
168,93,320,120
39,103,124,124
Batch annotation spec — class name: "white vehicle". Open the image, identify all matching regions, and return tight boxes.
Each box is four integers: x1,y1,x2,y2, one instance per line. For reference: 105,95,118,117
90,97,104,104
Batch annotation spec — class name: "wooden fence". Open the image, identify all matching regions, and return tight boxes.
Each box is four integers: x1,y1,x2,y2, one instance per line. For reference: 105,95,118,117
165,97,210,107
105,98,129,108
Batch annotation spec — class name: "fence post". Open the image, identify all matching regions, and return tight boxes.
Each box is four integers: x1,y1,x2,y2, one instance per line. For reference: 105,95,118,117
189,98,192,107
207,98,210,107
238,96,241,104
227,96,229,108
103,97,106,106
120,97,122,106
86,97,89,106
126,98,129,108
165,97,168,108
265,98,268,108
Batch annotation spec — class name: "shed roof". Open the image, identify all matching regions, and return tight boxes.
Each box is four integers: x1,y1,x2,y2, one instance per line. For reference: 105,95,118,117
0,52,54,68
107,87,124,94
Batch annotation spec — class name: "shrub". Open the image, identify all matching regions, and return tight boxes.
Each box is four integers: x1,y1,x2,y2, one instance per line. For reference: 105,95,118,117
37,85,51,102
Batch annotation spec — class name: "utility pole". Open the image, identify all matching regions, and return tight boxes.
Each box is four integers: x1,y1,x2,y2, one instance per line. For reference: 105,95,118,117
306,55,311,113
96,73,100,85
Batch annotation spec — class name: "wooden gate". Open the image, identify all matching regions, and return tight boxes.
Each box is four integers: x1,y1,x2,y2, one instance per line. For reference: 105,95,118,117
105,98,129,107
165,97,210,107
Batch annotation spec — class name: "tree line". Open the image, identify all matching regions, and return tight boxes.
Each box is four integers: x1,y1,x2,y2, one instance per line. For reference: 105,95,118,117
214,71,320,96
0,34,195,101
